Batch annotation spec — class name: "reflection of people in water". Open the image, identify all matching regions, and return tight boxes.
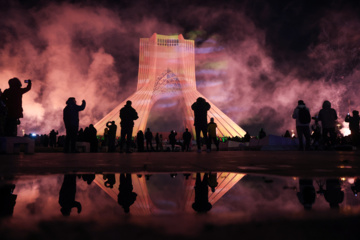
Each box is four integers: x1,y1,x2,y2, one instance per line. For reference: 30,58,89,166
81,174,95,185
117,174,137,213
296,179,316,210
208,172,218,193
0,184,17,217
324,179,344,209
192,173,212,213
103,174,115,188
351,178,360,196
59,175,82,216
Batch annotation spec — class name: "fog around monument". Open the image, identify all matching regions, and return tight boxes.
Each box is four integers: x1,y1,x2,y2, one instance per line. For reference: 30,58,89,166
0,1,359,135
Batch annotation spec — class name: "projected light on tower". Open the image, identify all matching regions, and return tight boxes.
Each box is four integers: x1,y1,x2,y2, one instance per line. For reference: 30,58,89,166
95,33,246,138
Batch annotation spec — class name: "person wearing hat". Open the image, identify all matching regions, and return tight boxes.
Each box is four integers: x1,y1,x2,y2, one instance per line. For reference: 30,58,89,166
1,77,32,136
292,100,311,151
63,97,86,153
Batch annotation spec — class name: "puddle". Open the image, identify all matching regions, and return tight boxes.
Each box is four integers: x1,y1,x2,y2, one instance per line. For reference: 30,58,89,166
1,173,359,238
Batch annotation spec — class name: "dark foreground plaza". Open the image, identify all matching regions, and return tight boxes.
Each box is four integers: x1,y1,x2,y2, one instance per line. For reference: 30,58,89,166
1,150,360,240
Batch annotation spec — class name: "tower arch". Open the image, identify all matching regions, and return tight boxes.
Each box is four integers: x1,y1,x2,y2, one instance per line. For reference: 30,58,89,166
94,33,246,138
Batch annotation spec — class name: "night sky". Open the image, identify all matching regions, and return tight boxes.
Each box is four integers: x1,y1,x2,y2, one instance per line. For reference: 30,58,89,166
1,0,360,135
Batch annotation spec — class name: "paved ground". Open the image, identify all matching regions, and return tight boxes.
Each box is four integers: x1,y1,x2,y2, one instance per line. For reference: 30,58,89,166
1,150,359,177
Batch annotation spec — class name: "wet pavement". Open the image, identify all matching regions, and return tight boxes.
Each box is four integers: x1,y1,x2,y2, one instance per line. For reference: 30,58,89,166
1,151,360,239
1,150,360,177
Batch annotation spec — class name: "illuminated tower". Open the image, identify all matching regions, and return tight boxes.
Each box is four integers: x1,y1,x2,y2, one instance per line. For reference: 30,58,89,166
94,33,246,138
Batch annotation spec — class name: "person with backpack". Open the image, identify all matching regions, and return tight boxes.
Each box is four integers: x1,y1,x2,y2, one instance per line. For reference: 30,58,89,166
292,100,311,151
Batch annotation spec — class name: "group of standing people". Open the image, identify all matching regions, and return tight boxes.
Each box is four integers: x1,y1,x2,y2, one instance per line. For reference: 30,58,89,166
292,99,359,150
136,128,190,152
115,97,219,153
191,97,219,152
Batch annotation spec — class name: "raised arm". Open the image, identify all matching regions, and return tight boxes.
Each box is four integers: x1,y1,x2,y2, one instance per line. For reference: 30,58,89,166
77,100,86,111
21,80,32,94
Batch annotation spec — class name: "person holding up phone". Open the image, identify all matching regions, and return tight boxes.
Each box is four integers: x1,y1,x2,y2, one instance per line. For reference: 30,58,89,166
1,78,32,136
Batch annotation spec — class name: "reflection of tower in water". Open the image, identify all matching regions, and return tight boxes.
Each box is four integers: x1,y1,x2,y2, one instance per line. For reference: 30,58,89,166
94,174,154,215
94,172,245,214
95,33,246,138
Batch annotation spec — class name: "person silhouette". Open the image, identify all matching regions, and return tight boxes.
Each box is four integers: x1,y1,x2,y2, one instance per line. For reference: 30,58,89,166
0,89,5,136
296,179,316,210
49,129,59,148
243,131,251,142
311,117,322,149
106,121,117,152
119,101,138,153
0,183,17,217
58,175,82,216
207,118,219,151
88,124,98,152
182,128,192,151
63,98,86,153
207,172,218,193
117,173,137,213
145,128,154,152
318,100,338,148
155,133,160,151
283,130,291,138
292,100,311,151
78,128,85,142
324,179,344,209
191,97,211,153
136,130,144,152
81,174,95,185
192,173,212,213
258,128,267,139
103,174,116,188
169,130,177,151
103,127,109,148
345,110,359,146
1,78,32,136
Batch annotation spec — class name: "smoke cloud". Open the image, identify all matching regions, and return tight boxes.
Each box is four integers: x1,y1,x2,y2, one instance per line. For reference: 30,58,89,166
0,0,359,135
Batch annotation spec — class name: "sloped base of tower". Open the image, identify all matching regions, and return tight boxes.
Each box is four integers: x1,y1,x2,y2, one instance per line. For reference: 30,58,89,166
94,88,246,138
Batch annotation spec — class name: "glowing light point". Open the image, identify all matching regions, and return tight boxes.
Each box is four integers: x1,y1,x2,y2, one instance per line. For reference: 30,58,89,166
95,33,246,138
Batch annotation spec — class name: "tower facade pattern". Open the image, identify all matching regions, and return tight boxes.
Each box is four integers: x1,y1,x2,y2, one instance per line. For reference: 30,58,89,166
94,33,246,138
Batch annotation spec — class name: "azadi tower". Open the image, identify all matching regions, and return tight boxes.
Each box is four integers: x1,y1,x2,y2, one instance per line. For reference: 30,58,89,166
94,33,245,138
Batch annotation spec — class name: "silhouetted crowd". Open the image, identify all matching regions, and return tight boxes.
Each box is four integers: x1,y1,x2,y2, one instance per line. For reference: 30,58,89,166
1,77,360,152
292,99,360,151
2,172,358,217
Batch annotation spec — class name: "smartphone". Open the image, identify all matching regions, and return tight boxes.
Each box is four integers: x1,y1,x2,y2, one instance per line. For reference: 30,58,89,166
24,80,29,83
